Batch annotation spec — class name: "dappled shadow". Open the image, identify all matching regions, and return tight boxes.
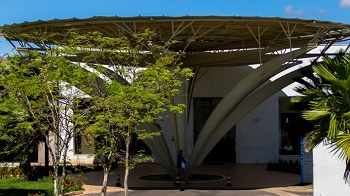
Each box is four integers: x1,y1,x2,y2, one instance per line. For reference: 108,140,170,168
0,188,52,196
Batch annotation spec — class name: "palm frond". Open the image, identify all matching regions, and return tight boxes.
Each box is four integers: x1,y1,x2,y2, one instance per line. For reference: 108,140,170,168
304,128,328,151
328,113,339,138
345,159,350,182
330,134,350,161
313,64,348,91
302,110,330,121
293,51,350,183
329,134,350,181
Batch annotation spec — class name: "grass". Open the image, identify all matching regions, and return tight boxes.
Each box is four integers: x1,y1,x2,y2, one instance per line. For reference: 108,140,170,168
0,178,53,196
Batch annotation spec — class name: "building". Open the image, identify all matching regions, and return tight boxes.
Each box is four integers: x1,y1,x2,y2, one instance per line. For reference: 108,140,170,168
1,16,350,193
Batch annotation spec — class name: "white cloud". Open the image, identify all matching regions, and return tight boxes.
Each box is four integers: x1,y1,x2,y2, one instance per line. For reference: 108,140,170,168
284,5,303,15
340,0,350,8
318,8,326,14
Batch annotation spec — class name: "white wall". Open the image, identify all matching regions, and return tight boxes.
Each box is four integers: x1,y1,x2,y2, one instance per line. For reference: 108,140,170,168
236,92,281,163
66,137,95,165
314,142,350,196
193,66,252,97
42,66,292,165
39,44,350,167
192,66,285,163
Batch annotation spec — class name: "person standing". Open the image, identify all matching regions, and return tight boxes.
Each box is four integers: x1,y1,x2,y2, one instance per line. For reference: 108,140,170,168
177,149,189,183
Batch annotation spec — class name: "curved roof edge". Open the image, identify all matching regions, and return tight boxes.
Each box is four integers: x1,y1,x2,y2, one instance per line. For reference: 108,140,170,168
1,15,349,28
1,15,350,53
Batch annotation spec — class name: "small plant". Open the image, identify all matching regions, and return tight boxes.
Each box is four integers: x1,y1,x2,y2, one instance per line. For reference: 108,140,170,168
7,167,13,177
0,167,21,178
14,167,21,177
48,171,54,180
0,167,5,178
75,172,85,190
267,159,301,174
57,170,85,194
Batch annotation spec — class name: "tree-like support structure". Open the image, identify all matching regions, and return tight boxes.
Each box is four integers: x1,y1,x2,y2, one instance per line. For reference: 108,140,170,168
1,16,350,177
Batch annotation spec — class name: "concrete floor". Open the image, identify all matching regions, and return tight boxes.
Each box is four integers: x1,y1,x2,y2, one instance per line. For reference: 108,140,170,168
78,163,312,196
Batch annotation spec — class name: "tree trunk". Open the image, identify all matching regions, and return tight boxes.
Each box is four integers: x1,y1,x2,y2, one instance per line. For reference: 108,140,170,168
124,137,130,196
101,164,110,196
45,132,49,173
60,167,66,196
53,163,59,196
60,146,68,196
45,133,60,196
50,133,60,196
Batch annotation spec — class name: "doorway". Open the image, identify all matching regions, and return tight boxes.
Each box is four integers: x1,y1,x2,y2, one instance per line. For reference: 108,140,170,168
193,97,236,163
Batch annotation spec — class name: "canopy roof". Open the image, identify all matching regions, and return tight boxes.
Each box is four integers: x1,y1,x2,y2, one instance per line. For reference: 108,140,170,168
1,16,350,66
1,16,350,52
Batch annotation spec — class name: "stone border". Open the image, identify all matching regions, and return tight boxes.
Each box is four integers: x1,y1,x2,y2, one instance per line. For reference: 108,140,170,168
65,190,84,196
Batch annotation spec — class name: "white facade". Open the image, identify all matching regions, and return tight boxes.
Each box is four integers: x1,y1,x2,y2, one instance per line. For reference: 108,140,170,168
236,93,280,163
314,142,350,196
189,66,286,164
37,45,350,196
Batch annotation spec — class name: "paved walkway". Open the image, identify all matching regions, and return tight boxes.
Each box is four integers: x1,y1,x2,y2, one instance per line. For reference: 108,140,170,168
77,163,312,196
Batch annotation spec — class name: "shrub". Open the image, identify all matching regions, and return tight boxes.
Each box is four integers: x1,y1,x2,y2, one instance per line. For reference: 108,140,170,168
58,171,85,194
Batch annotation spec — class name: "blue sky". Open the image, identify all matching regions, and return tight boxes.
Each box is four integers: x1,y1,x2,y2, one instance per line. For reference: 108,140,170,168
1,0,350,54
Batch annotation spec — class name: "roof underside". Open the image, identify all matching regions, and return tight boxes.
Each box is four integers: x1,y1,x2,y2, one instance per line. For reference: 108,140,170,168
1,16,350,66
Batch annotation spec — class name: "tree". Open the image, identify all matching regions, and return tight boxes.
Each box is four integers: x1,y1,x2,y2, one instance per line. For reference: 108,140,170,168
292,51,350,181
0,46,99,196
0,29,192,196
64,29,193,196
1,57,51,179
0,79,42,180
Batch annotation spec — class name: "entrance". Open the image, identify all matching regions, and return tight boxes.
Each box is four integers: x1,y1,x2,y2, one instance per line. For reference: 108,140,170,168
279,97,313,156
193,97,236,163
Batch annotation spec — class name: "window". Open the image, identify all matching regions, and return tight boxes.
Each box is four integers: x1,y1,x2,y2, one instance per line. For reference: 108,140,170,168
74,134,92,154
279,97,312,155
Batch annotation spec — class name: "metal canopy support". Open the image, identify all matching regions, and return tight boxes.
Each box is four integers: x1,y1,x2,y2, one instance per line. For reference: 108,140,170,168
188,61,306,173
185,23,224,51
246,24,269,65
6,39,18,54
113,22,135,36
168,21,194,42
280,22,297,52
188,45,314,171
140,123,176,177
309,26,332,44
96,26,116,38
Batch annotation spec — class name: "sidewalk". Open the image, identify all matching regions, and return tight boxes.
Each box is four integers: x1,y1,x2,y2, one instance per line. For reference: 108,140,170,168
78,163,312,195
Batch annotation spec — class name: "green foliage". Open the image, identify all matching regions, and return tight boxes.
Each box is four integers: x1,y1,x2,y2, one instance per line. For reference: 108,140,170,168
0,168,86,196
59,171,84,193
0,50,99,147
0,166,21,178
69,29,193,163
62,29,193,195
1,29,193,196
0,33,101,196
292,51,350,180
116,150,154,170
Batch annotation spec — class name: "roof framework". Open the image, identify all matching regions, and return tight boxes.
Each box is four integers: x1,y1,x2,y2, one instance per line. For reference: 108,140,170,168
1,16,350,66
1,16,350,176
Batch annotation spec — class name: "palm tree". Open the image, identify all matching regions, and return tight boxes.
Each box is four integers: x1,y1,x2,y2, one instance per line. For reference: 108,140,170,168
292,51,350,181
